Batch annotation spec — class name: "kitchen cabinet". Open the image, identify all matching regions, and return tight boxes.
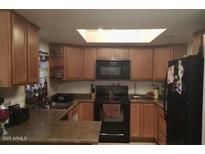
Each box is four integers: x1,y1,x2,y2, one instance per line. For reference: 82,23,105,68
27,24,39,83
153,46,171,81
114,48,130,59
67,104,79,121
158,106,167,145
130,103,141,138
130,48,153,80
78,102,94,121
154,104,159,142
130,102,155,139
192,29,205,55
12,13,28,85
83,47,97,80
97,48,115,59
140,103,155,138
49,44,66,80
66,46,83,80
170,44,187,60
0,10,40,87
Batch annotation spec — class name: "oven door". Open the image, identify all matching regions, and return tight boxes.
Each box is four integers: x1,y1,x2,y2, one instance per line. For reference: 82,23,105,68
94,101,130,142
96,60,130,80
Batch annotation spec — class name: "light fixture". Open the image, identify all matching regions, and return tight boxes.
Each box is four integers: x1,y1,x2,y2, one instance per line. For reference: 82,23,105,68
77,29,166,43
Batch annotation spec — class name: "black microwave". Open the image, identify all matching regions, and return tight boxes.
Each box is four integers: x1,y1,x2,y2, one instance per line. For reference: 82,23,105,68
96,60,130,80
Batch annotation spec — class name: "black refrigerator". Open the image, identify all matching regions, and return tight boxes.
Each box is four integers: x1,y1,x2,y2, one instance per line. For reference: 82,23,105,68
165,55,204,145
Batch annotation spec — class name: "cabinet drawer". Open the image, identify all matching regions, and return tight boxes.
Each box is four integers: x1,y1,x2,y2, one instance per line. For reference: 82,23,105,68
159,115,166,136
158,131,166,145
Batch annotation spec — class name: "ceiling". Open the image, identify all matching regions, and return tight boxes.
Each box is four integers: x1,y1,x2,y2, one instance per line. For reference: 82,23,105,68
16,9,205,46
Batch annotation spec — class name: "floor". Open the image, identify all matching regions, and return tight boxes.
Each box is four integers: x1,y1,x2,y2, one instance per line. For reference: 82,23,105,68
99,142,156,145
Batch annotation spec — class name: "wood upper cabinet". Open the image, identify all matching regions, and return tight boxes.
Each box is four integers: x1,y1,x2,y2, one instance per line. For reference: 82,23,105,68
27,24,39,83
0,10,39,87
12,13,28,85
0,11,12,86
170,44,187,60
83,47,97,80
97,48,115,59
130,103,141,138
130,48,153,80
140,103,155,138
78,102,94,121
192,30,205,55
66,46,83,80
114,48,129,59
153,47,171,81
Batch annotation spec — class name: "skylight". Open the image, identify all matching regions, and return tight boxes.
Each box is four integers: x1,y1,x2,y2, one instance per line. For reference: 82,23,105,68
77,29,166,43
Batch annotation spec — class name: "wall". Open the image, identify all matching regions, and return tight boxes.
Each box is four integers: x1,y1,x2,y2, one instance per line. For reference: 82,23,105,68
202,35,205,144
56,80,163,95
39,39,57,96
0,86,25,107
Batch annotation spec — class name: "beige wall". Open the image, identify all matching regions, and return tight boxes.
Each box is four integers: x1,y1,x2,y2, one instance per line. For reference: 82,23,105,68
0,86,25,107
56,80,163,95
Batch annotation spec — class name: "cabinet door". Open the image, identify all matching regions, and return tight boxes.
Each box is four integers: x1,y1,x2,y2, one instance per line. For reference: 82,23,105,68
27,24,39,84
171,44,187,60
153,47,171,81
12,14,28,85
192,31,204,55
130,48,153,80
97,48,115,59
84,47,97,80
130,103,141,138
154,104,159,142
140,103,155,138
66,46,83,80
79,103,93,121
0,11,12,87
114,48,129,59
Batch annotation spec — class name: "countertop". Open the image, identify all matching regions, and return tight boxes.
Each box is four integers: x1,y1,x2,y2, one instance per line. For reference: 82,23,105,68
0,107,101,144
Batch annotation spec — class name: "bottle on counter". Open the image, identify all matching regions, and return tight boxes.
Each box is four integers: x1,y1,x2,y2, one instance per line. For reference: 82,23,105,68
91,83,96,99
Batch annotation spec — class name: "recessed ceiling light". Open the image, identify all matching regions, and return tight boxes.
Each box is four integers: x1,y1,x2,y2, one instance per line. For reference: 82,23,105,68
77,29,166,43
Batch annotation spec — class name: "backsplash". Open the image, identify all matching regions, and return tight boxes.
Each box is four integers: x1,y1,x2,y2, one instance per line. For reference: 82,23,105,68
0,86,25,107
55,80,163,95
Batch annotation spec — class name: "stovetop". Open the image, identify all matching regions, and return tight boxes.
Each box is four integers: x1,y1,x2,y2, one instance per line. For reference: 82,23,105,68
95,85,129,103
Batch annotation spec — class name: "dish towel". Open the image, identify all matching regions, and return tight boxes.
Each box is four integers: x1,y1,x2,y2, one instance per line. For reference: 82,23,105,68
103,104,121,118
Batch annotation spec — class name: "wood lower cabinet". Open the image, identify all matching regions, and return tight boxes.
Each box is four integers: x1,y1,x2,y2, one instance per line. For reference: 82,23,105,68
158,106,167,145
130,103,141,138
66,46,83,80
154,104,159,142
83,47,97,80
153,46,171,81
0,10,39,87
140,103,155,138
130,102,155,140
78,102,94,121
130,48,153,80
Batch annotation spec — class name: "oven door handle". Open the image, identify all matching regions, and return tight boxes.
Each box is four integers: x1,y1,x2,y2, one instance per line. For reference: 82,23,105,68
101,133,124,136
